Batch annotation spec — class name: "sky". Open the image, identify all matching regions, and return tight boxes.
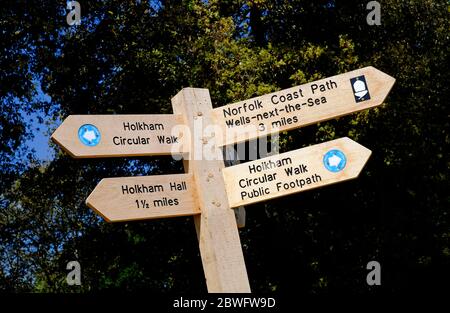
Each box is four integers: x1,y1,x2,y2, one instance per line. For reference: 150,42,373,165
20,82,59,163
22,111,57,162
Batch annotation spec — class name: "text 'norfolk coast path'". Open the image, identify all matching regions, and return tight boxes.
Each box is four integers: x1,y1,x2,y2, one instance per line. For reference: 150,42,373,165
212,66,395,146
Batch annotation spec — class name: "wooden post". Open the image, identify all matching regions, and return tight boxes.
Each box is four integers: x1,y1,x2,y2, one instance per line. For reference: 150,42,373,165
171,88,251,293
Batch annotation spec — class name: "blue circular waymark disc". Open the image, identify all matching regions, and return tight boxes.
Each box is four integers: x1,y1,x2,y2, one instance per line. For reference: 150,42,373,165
323,149,347,172
78,124,101,146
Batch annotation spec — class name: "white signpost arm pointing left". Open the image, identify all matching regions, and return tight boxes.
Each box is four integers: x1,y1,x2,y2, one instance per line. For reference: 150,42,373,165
51,114,187,158
86,173,200,222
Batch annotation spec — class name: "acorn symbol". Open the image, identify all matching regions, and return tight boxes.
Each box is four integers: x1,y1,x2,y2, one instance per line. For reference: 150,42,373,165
353,79,368,100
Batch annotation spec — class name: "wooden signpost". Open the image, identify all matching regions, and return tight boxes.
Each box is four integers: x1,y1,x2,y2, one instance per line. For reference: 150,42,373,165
51,67,395,293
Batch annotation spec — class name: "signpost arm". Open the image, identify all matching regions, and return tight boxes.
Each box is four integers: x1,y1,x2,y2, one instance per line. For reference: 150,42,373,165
172,88,251,293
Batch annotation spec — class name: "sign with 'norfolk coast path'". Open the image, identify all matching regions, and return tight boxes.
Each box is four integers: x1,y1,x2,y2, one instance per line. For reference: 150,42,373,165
213,66,395,146
223,137,371,208
51,114,187,158
86,173,199,222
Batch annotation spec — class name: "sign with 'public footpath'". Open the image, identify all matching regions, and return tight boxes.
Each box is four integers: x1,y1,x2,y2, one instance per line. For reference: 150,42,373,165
223,137,372,208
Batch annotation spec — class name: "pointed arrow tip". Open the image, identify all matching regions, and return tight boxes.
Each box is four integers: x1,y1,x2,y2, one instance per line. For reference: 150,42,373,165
340,137,372,178
86,181,113,223
50,124,62,144
50,117,84,158
368,66,396,100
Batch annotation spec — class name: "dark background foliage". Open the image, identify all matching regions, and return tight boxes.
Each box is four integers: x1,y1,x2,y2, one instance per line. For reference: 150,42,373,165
0,0,448,295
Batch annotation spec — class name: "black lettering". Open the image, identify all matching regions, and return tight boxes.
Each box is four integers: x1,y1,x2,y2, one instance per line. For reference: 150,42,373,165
271,94,279,104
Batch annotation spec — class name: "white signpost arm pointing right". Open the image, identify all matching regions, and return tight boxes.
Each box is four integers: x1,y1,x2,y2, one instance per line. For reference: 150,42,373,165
223,137,372,208
213,66,395,146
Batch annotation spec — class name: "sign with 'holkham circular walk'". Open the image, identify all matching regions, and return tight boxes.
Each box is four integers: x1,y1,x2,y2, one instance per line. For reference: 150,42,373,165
222,137,371,208
51,114,187,158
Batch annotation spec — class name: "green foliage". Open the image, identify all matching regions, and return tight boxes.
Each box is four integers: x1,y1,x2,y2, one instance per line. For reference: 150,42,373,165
0,0,448,294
